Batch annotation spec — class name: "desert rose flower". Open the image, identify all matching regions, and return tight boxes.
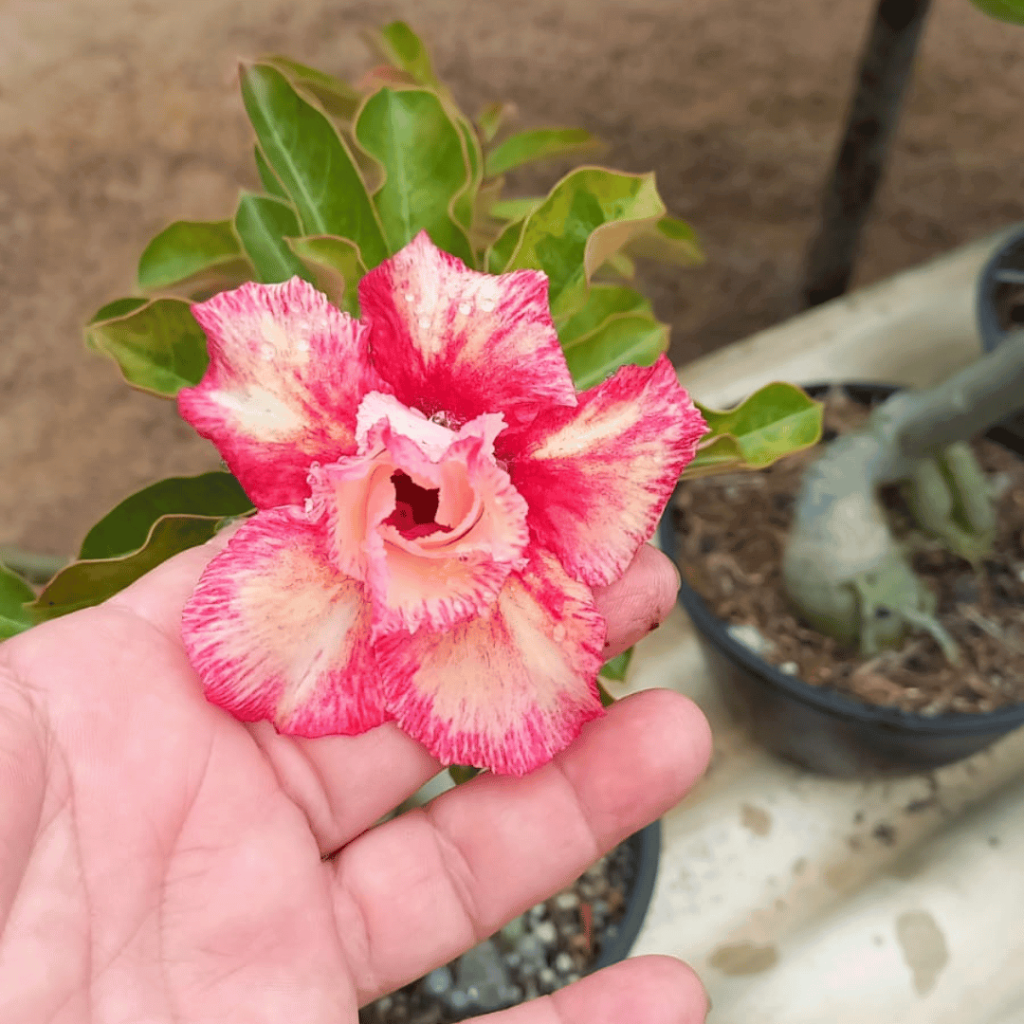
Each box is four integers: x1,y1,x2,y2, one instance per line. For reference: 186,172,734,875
178,232,707,775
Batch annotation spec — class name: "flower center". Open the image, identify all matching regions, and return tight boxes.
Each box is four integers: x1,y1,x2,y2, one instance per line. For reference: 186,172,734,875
383,471,455,540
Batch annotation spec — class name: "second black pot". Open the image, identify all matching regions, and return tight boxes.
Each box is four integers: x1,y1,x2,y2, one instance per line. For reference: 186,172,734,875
659,382,1024,776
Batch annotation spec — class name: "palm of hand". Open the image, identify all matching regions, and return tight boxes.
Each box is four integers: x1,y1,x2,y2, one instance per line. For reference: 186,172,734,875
0,540,709,1024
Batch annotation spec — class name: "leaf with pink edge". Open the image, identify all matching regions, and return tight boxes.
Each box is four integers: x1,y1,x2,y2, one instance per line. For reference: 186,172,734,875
286,235,366,316
681,382,824,477
363,21,440,87
354,88,474,264
78,472,253,561
484,128,602,177
562,311,669,390
501,168,666,319
234,192,312,284
0,562,35,639
240,63,388,268
30,515,225,621
137,219,253,297
85,298,209,398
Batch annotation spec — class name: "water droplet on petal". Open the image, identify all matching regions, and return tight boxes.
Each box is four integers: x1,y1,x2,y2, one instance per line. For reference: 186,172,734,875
418,314,431,329
303,497,314,512
457,301,472,316
403,291,415,302
479,298,496,313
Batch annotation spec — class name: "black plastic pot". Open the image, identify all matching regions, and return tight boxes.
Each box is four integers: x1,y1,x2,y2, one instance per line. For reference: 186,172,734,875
590,819,661,971
977,225,1024,454
659,382,1024,776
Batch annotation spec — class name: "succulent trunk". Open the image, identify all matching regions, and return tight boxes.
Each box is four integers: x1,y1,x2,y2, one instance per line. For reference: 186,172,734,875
782,330,1024,656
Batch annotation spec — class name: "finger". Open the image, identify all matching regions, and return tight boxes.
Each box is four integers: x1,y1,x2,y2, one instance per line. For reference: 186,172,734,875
467,956,707,1024
329,688,712,1002
110,537,686,856
592,542,681,659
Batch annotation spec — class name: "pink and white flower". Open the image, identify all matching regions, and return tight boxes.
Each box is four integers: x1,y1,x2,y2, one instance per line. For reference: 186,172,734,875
178,232,707,775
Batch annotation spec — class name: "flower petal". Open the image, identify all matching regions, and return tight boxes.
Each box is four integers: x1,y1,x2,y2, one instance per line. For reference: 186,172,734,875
358,231,577,435
377,549,606,776
181,508,385,737
179,278,387,509
511,356,708,587
312,417,530,639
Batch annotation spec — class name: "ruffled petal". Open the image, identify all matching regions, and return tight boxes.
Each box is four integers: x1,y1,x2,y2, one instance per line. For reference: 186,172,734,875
358,231,577,434
181,508,385,737
377,549,606,776
311,410,530,639
511,356,708,587
179,278,387,509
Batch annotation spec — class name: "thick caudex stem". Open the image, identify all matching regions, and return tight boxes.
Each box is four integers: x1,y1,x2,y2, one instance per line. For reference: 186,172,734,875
782,330,1024,658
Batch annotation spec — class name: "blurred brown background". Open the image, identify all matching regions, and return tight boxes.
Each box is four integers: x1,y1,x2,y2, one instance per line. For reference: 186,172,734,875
1,0,1022,557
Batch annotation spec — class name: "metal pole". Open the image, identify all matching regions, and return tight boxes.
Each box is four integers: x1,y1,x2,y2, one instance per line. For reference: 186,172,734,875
801,0,932,308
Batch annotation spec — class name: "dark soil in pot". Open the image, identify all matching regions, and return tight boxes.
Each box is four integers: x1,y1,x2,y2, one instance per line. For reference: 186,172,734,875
663,383,1024,774
358,821,660,1023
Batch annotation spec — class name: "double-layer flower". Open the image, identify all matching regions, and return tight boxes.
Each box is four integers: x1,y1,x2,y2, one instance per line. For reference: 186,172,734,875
178,232,707,775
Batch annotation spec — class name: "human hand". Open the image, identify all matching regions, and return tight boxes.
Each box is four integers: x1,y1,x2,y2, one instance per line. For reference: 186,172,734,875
0,534,710,1023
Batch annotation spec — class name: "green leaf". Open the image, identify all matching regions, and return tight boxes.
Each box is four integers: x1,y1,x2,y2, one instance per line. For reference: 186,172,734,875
451,115,483,240
680,434,748,480
486,217,524,273
503,168,666,319
599,646,633,684
88,297,148,324
286,235,366,316
487,197,543,222
30,515,225,622
261,54,363,120
354,88,474,263
485,128,601,177
137,219,251,296
365,22,439,87
682,382,824,477
234,192,311,284
448,764,482,785
79,472,253,561
562,312,668,390
969,0,1024,24
0,562,36,639
596,678,617,707
477,101,511,143
255,145,288,199
558,284,652,348
240,63,388,268
85,299,208,398
623,215,703,266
